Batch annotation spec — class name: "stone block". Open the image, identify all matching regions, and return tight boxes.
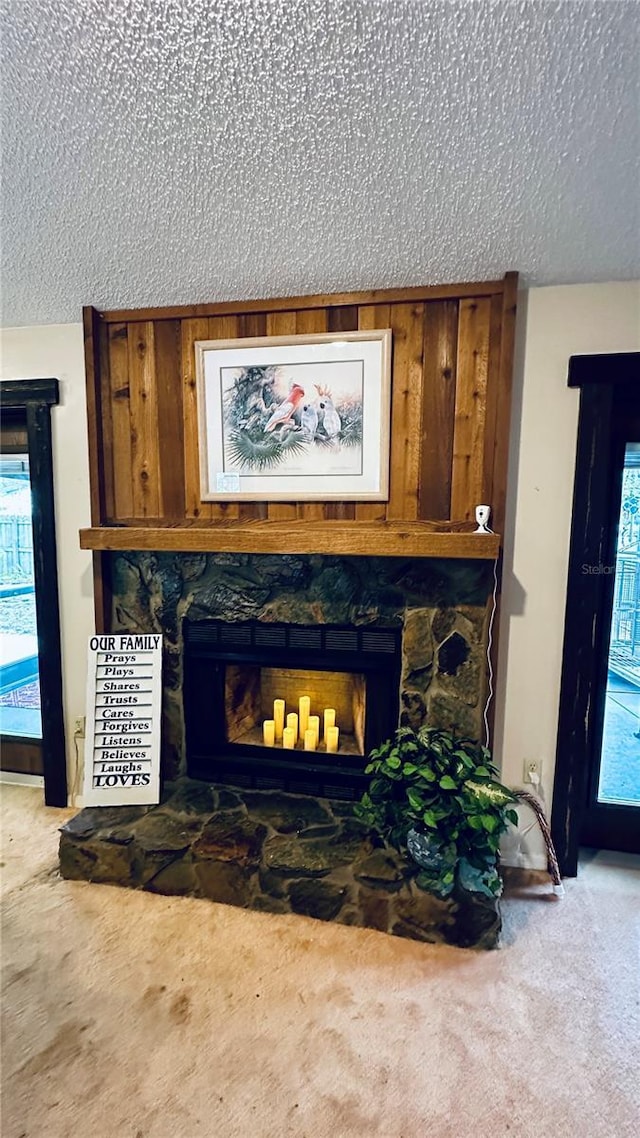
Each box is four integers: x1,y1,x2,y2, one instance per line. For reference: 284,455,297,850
59,834,139,886
431,608,457,643
402,608,434,674
392,885,456,944
145,854,198,896
61,805,150,840
400,689,427,730
161,779,216,817
242,791,333,834
250,894,290,915
357,887,391,932
354,849,406,889
288,878,347,921
427,691,481,739
263,834,333,878
132,811,202,853
447,886,502,950
193,817,266,869
195,861,254,907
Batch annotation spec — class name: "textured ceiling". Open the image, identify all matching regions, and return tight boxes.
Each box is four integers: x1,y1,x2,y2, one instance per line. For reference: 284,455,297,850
1,0,638,326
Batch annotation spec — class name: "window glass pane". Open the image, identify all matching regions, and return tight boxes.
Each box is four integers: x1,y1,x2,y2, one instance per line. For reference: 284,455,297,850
598,443,640,806
0,456,42,739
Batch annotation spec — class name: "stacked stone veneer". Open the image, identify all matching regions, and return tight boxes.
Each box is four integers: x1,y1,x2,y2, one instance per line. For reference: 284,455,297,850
59,781,500,949
109,552,493,781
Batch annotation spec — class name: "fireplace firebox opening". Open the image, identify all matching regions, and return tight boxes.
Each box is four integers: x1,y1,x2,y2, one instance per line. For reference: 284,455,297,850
184,620,401,798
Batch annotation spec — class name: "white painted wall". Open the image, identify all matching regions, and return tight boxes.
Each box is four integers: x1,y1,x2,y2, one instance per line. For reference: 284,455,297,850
2,283,639,844
0,324,94,801
494,281,640,866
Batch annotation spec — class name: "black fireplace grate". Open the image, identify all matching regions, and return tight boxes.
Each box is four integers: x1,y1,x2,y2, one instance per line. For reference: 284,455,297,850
185,619,401,658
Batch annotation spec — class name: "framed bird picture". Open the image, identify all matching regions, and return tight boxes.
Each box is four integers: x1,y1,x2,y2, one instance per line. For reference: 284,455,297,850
194,330,392,502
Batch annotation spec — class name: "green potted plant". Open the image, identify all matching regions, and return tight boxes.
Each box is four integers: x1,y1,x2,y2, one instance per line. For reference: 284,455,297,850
355,725,518,899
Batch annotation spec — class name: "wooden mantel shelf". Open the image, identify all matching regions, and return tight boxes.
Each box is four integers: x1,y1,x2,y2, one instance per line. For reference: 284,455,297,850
79,521,500,560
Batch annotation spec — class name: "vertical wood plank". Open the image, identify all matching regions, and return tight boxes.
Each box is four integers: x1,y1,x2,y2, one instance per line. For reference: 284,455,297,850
356,305,391,521
153,320,184,520
266,311,299,522
266,311,297,337
108,323,133,519
182,317,215,520
83,307,107,525
296,309,329,521
450,298,491,521
490,272,519,538
239,313,267,339
386,303,424,521
419,300,459,519
128,321,161,518
97,318,115,520
328,305,358,333
481,292,505,512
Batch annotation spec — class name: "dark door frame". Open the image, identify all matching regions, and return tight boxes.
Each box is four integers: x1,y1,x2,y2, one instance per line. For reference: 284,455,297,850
0,378,67,805
551,353,640,876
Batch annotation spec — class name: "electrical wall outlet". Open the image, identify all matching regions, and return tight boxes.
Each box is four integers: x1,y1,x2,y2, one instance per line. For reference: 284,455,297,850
73,716,86,737
523,759,542,784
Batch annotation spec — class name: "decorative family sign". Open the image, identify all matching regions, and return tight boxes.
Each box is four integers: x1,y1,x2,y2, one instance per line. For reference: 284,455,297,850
82,633,162,807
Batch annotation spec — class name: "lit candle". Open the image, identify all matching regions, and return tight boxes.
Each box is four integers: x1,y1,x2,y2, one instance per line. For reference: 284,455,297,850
326,725,339,754
282,726,295,749
286,712,299,745
304,728,317,751
263,720,275,747
299,695,310,738
323,708,336,743
273,699,285,742
308,715,320,749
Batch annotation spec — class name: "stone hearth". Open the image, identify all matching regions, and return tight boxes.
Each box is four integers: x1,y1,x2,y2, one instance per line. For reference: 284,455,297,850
59,779,501,949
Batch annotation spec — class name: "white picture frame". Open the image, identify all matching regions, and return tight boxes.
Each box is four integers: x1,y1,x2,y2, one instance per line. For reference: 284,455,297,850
195,329,392,501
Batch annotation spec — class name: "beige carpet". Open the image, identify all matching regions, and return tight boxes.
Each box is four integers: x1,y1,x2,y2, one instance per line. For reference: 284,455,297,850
1,786,638,1138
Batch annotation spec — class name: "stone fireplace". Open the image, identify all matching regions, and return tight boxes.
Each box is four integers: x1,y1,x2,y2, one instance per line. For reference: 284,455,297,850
109,551,494,787
60,547,501,948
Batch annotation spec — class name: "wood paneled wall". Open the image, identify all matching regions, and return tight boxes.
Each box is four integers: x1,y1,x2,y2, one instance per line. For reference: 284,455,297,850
84,275,517,536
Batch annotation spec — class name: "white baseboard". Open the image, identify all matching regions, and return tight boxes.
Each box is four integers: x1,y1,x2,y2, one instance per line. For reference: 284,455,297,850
0,771,45,789
501,851,549,871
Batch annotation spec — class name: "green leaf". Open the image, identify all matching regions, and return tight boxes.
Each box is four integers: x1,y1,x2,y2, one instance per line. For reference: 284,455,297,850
417,767,437,782
480,813,499,833
403,762,419,776
406,787,425,811
422,810,438,829
506,808,519,827
474,766,492,778
454,751,474,768
439,775,457,791
467,814,485,831
465,778,516,808
369,778,388,798
382,765,402,780
386,753,402,770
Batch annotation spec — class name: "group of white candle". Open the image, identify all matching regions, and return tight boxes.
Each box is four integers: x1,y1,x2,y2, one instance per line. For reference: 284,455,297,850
262,696,340,753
